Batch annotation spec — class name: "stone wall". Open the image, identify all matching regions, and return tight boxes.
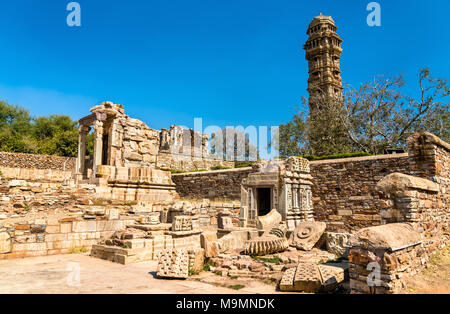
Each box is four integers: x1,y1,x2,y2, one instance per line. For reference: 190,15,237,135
348,223,427,294
0,213,134,259
310,154,410,233
0,152,76,171
172,167,255,201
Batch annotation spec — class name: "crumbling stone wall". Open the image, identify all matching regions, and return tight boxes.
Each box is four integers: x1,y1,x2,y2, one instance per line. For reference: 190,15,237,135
0,152,76,171
0,213,134,259
310,154,410,232
348,223,426,294
172,167,255,201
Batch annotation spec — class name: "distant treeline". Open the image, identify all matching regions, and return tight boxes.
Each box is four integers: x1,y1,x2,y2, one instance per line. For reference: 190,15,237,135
0,100,93,157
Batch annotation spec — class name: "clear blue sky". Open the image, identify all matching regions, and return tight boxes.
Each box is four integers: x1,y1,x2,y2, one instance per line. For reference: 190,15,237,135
0,0,449,131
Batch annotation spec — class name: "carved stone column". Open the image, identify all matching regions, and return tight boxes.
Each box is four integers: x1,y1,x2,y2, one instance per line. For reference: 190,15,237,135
76,125,90,181
93,120,104,177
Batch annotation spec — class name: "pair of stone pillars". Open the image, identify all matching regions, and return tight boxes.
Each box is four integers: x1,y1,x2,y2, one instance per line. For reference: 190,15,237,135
75,120,104,182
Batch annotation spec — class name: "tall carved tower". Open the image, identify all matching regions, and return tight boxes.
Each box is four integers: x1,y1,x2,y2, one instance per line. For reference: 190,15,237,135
304,14,343,111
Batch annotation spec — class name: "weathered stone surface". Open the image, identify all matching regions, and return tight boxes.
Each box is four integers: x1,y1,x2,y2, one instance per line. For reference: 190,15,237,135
257,209,282,231
200,231,219,258
244,235,288,256
218,211,234,230
289,221,326,251
318,264,346,292
280,262,347,292
157,249,189,279
188,248,205,273
377,172,440,194
325,232,352,257
349,223,421,251
172,216,193,232
0,232,11,254
269,223,288,239
279,266,296,291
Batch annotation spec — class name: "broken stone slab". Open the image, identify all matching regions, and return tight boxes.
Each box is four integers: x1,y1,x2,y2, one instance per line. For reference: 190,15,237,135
257,209,282,231
348,223,422,252
280,262,348,292
325,232,352,257
289,221,326,251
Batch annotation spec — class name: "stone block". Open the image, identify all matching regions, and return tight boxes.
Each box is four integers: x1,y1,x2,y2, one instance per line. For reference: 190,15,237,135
157,249,189,279
289,221,326,251
0,232,11,254
325,232,352,257
72,221,98,233
256,209,282,231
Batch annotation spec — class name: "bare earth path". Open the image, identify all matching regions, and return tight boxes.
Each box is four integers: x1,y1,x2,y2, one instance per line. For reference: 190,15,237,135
0,254,279,294
401,244,450,294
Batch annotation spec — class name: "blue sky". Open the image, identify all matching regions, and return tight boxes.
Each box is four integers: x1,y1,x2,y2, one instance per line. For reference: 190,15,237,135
0,0,449,131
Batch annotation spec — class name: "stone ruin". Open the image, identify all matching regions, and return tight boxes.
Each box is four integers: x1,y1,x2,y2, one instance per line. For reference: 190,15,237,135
75,101,233,202
0,99,448,294
240,157,314,231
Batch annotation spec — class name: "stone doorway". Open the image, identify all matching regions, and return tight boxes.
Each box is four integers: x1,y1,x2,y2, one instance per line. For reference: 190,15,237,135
257,188,272,216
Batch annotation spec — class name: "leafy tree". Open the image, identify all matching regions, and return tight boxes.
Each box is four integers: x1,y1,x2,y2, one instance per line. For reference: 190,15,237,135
0,101,92,157
280,69,450,157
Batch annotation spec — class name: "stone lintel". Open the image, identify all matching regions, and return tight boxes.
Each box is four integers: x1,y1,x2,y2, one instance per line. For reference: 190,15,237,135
79,112,107,126
377,172,439,194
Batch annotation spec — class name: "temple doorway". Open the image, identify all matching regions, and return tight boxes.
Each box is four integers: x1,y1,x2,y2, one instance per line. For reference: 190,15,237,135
257,188,272,216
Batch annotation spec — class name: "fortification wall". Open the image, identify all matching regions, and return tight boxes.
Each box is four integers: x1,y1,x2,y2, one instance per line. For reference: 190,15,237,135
309,154,410,232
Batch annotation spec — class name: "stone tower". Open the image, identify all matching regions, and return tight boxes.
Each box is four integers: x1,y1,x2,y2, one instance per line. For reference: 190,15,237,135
304,14,343,111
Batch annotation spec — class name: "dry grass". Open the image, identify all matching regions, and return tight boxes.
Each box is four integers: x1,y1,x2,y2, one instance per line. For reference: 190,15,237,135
401,244,450,294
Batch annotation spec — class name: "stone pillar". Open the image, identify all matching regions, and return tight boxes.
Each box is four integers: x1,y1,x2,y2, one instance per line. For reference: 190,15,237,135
93,120,104,177
292,184,300,212
76,125,90,181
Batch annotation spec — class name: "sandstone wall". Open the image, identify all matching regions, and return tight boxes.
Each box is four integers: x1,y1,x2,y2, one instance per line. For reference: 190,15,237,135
0,213,134,259
172,167,255,201
0,152,76,171
310,154,410,232
156,152,234,172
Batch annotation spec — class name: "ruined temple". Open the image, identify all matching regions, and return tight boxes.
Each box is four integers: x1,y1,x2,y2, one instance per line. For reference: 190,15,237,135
240,157,313,231
74,101,233,202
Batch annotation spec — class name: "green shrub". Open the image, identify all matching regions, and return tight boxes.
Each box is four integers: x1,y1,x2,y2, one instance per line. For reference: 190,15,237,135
234,162,255,168
210,165,232,171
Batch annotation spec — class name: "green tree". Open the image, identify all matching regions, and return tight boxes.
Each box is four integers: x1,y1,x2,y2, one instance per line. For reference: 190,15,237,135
0,100,92,157
279,68,450,157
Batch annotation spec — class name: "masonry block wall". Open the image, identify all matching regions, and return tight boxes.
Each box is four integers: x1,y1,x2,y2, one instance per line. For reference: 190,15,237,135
172,167,255,201
310,154,410,232
0,152,76,171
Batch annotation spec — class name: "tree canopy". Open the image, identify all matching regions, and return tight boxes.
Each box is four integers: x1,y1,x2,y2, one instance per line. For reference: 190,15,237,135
0,100,93,157
280,69,450,157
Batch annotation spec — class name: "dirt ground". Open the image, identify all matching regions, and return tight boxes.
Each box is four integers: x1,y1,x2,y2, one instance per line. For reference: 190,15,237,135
400,245,450,294
1,246,449,294
0,254,279,294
